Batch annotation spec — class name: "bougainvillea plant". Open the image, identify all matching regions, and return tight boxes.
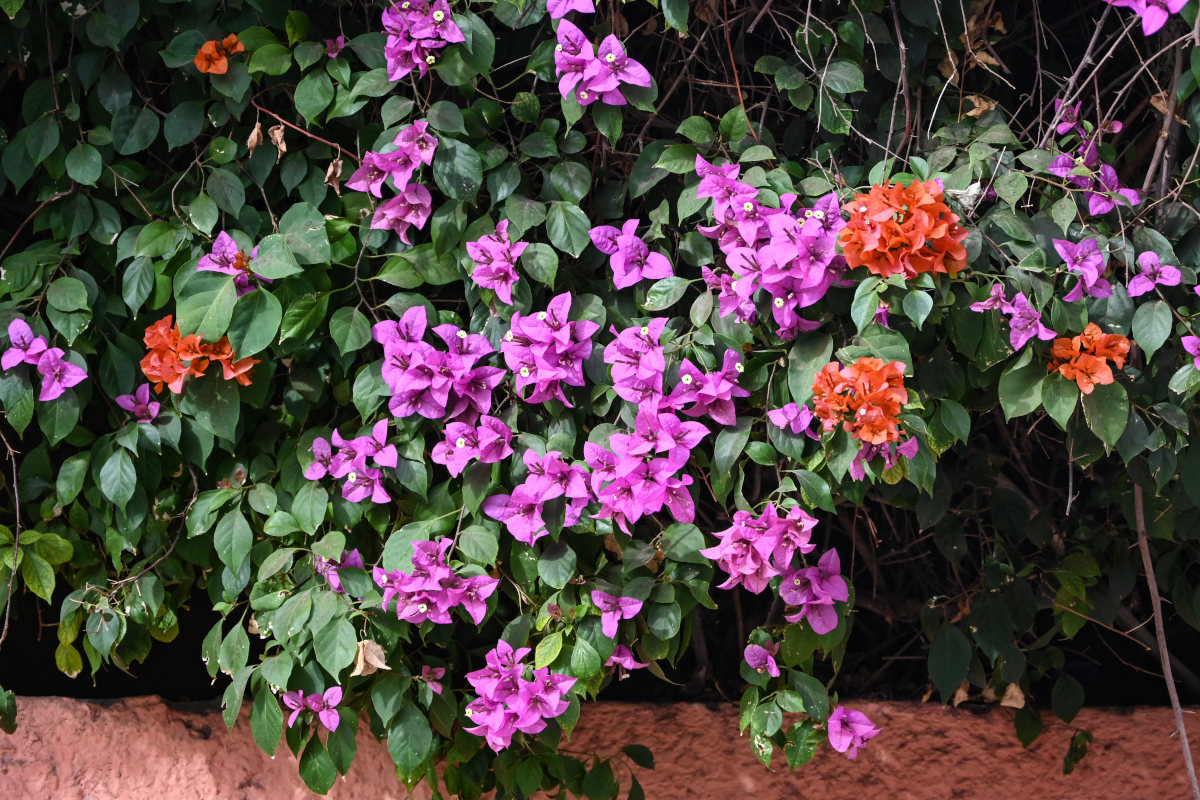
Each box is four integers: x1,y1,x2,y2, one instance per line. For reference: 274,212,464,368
1,0,1200,797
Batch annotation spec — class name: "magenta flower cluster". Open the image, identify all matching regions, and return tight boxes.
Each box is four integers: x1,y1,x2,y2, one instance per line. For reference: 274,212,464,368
467,220,528,305
554,21,652,107
590,590,643,638
1047,104,1141,217
698,502,818,595
381,0,464,80
346,120,438,244
305,419,398,504
282,686,342,731
115,384,161,423
314,548,364,595
375,305,505,422
499,292,598,406
464,639,576,752
767,402,820,439
431,414,514,477
589,219,673,290
197,231,270,297
483,449,589,545
3,319,87,401
695,156,847,339
372,537,499,625
969,285,1057,351
1102,0,1188,35
827,706,881,759
779,549,849,634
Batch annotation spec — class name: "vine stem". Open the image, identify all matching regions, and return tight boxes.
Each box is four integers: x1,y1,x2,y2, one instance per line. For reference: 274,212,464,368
0,429,21,654
1134,483,1200,800
249,101,361,164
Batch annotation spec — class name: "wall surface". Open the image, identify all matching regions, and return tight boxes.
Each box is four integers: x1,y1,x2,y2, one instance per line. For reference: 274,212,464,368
1,696,1197,799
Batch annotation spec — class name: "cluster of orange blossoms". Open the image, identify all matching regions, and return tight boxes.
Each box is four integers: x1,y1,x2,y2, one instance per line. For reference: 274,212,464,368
812,357,909,445
837,179,969,280
193,34,245,75
141,316,259,394
1046,322,1130,394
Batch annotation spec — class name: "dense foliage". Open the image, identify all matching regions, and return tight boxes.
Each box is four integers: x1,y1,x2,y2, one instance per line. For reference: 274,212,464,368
2,0,1200,795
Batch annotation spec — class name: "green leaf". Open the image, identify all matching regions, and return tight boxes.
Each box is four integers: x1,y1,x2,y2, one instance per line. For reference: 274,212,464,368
388,705,433,782
207,167,245,217
279,203,331,265
218,622,250,674
99,449,136,506
20,551,54,602
252,233,305,279
520,243,558,287
711,418,752,504
65,143,102,186
1050,195,1077,235
314,616,357,676
1041,374,1078,430
787,335,833,406
134,222,181,259
662,0,688,30
654,144,700,174
228,288,282,358
537,541,577,589
189,193,219,235
787,671,829,722
676,116,714,145
546,202,591,257
432,137,483,202
165,101,206,150
823,60,865,93
46,277,89,312
250,687,283,756
902,290,933,329
330,306,371,354
280,294,329,344
56,452,89,505
292,482,329,534
1051,672,1084,723
994,171,1029,208
1131,300,1171,360
998,349,1044,420
179,372,240,441
1081,381,1128,449
642,277,689,311
300,736,337,794
295,72,335,125
177,274,238,340
214,510,252,571
111,106,159,155
795,470,835,512
549,162,591,203
249,43,293,75
928,623,971,701
536,631,564,669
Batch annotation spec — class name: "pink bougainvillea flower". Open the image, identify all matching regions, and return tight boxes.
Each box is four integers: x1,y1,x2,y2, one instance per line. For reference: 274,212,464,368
2,319,48,370
1086,165,1141,217
584,35,653,94
1103,0,1188,36
370,184,433,244
1183,336,1200,370
342,467,390,503
314,549,364,595
115,384,161,423
1055,237,1111,302
304,687,343,732
547,0,594,18
968,283,1010,313
282,691,307,728
37,348,87,401
767,402,820,439
1003,293,1057,351
1053,99,1083,136
420,665,446,695
1127,251,1181,297
590,590,643,638
605,644,649,680
744,641,781,678
468,220,528,305
325,35,346,57
826,706,880,759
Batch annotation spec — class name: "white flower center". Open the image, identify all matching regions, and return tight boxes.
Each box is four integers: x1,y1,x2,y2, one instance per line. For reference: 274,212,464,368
418,603,428,612
433,10,445,21
640,325,649,336
347,471,357,482
457,329,467,338
556,43,563,51
773,297,784,307
426,55,436,64
605,53,616,63
456,437,466,448
681,374,693,385
520,366,530,377
734,362,744,373
537,311,547,321
803,209,813,218
814,210,824,219
858,205,868,213
742,202,753,212
579,91,589,100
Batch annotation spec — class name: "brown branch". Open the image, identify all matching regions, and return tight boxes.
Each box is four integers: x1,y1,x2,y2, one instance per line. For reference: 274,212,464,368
1134,483,1200,800
0,186,74,263
249,101,361,164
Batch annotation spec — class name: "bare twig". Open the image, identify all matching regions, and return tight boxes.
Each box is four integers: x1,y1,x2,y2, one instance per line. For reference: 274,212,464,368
0,429,21,654
1134,483,1200,800
1140,44,1184,196
0,187,74,263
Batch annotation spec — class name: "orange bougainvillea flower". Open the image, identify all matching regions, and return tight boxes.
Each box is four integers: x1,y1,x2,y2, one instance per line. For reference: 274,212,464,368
193,34,245,75
140,315,260,393
812,357,909,445
838,179,969,280
1046,322,1129,394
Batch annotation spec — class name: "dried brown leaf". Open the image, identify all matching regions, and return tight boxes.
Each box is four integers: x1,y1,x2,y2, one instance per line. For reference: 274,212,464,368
268,124,286,163
324,158,344,196
350,639,390,677
246,122,264,157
